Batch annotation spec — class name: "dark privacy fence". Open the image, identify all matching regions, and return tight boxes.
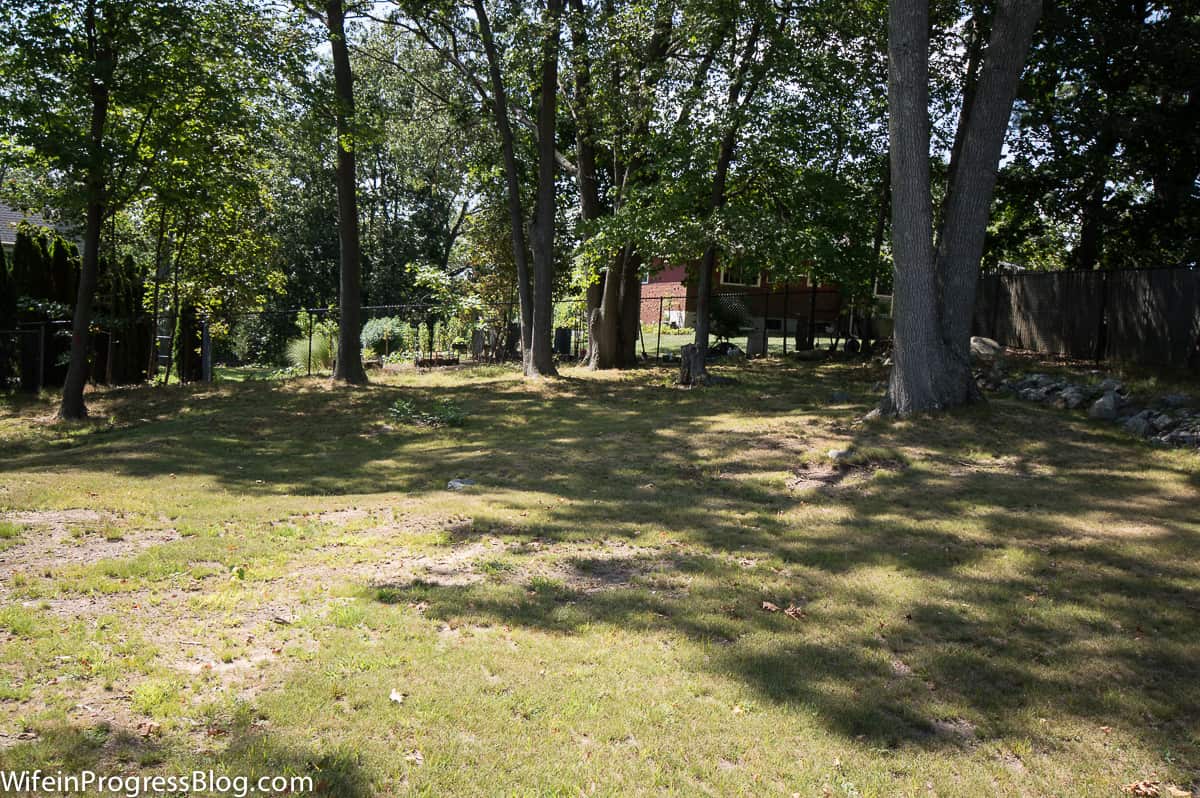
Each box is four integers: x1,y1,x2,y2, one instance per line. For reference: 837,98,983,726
972,266,1200,370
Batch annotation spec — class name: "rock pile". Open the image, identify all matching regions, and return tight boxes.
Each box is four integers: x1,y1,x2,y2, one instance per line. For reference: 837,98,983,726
1001,373,1199,448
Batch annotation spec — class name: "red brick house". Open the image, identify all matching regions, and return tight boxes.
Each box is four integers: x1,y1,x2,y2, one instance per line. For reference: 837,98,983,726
641,261,843,338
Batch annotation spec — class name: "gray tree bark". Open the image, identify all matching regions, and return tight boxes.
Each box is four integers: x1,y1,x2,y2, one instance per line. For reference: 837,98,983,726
884,0,1041,415
327,0,367,384
686,18,768,384
60,0,110,419
526,0,564,377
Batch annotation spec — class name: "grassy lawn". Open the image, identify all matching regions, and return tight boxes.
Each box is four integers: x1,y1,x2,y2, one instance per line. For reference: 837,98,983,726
0,360,1197,796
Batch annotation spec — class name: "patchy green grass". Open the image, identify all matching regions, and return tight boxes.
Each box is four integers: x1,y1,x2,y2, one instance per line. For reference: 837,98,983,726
0,359,1197,797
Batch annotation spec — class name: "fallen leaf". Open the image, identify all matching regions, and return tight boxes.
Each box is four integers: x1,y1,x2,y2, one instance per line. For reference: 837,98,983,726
404,750,424,765
137,721,162,738
1123,781,1161,797
761,601,780,613
784,604,806,620
389,689,405,705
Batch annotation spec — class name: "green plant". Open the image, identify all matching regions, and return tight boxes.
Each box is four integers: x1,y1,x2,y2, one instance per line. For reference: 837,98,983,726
131,678,183,718
361,316,413,357
388,397,467,428
709,297,753,340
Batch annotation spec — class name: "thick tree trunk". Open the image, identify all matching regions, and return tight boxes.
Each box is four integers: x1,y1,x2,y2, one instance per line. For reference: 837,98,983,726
884,0,1041,415
161,219,191,385
588,256,622,369
59,0,109,419
574,0,669,371
688,129,737,382
327,0,367,385
146,209,168,379
570,0,623,371
883,0,953,414
618,251,642,363
686,243,717,384
687,17,768,382
526,0,564,377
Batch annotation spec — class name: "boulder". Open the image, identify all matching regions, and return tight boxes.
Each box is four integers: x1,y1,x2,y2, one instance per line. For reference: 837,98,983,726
1160,393,1193,408
1124,416,1153,437
1098,377,1124,394
970,336,1004,363
827,448,854,464
1164,429,1200,447
1059,387,1088,410
1088,391,1121,420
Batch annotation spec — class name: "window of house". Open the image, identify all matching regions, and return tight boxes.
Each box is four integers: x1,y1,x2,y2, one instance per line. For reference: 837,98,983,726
765,318,784,332
719,261,760,286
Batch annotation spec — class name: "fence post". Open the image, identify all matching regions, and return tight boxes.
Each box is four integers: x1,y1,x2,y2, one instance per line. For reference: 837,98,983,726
808,286,818,349
37,324,46,393
656,296,664,363
761,288,769,356
781,285,789,355
306,313,313,376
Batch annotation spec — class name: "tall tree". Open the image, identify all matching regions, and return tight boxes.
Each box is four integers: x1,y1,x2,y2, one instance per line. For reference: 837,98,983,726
990,0,1200,272
399,0,564,376
883,0,1041,415
325,0,368,383
0,0,293,416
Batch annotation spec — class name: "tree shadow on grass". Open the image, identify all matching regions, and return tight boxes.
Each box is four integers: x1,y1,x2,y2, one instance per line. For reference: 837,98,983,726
357,389,1200,759
3,361,1198,765
0,721,370,797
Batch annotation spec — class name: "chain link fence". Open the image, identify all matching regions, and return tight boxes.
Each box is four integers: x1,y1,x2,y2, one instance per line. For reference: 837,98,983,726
0,285,866,390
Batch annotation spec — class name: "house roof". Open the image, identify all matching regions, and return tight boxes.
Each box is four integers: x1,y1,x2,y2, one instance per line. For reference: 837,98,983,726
0,202,74,246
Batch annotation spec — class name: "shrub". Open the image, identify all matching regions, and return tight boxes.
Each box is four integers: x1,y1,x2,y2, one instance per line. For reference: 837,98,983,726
286,330,335,372
361,316,413,356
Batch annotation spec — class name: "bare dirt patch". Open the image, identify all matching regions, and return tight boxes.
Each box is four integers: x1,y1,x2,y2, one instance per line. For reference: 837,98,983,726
787,459,905,492
549,541,680,595
0,510,178,581
787,464,848,491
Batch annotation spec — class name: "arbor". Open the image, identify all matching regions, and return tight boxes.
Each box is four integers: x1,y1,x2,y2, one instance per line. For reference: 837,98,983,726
883,0,1041,415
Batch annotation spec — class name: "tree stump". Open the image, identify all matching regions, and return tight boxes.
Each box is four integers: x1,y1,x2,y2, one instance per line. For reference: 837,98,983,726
679,343,707,386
